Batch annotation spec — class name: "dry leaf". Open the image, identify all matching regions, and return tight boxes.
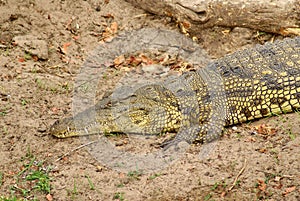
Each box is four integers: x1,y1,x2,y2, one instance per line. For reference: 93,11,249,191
258,148,267,153
283,186,296,196
181,20,191,29
280,27,300,36
255,124,277,135
114,55,125,66
51,107,59,113
246,136,256,142
62,42,71,54
256,124,266,134
102,27,113,39
126,55,142,66
46,193,53,201
72,35,80,40
257,179,267,192
18,57,25,62
32,55,39,61
139,54,154,65
110,21,118,34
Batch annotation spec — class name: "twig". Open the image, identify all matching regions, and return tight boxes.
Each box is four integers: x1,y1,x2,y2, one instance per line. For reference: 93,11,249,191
41,64,67,78
228,159,247,191
282,175,294,179
132,14,148,18
55,140,98,162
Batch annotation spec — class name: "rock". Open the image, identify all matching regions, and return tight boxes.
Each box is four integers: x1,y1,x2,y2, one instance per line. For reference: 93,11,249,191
13,35,49,60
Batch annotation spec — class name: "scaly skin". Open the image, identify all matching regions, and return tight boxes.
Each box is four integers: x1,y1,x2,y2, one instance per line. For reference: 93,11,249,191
50,29,300,144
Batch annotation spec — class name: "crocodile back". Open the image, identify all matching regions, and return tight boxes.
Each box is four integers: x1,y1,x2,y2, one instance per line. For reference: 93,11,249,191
210,37,300,125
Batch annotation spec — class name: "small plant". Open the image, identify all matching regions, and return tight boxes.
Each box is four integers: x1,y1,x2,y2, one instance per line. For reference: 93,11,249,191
31,67,38,74
148,173,161,180
60,82,70,91
73,178,78,194
0,105,12,116
35,78,44,89
85,175,95,190
0,196,21,201
0,48,11,57
5,148,53,200
79,83,90,93
35,78,70,94
116,183,124,188
211,182,219,191
264,173,275,184
26,169,51,193
0,172,3,187
127,170,142,180
113,192,125,201
21,99,27,106
204,193,212,201
288,129,296,140
235,132,242,139
235,180,241,187
24,52,32,60
67,178,78,200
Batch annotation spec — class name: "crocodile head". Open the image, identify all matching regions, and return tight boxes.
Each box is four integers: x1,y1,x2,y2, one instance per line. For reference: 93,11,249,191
49,84,182,138
49,105,121,138
49,117,78,138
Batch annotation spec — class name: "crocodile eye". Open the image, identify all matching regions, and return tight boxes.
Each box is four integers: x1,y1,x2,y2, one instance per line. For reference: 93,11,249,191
219,65,231,77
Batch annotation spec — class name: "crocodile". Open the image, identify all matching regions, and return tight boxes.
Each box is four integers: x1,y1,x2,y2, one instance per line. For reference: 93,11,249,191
50,28,300,145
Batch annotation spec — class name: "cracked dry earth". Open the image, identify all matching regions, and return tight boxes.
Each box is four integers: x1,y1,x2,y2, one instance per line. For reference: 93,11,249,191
0,0,299,200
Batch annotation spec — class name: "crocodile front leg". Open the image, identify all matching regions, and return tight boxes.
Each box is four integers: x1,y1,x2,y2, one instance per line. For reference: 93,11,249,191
162,66,227,147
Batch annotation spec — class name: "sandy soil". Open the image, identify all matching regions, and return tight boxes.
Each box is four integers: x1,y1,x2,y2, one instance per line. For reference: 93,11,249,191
0,0,299,200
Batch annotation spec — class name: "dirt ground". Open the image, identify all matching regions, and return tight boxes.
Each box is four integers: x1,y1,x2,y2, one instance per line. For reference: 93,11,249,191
0,0,299,200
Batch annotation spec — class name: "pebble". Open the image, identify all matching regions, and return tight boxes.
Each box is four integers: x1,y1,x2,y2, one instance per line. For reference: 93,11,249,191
13,35,49,60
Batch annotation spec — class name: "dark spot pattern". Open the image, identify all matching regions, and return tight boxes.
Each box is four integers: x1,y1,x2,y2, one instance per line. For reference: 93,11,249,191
260,73,285,90
170,101,180,108
295,92,300,99
241,107,252,118
260,108,269,116
270,62,285,72
201,94,211,104
287,67,300,75
258,48,276,57
270,97,287,105
252,98,263,106
295,81,300,88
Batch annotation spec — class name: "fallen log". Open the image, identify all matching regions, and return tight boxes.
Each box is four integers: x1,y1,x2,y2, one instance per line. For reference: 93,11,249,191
126,0,300,36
